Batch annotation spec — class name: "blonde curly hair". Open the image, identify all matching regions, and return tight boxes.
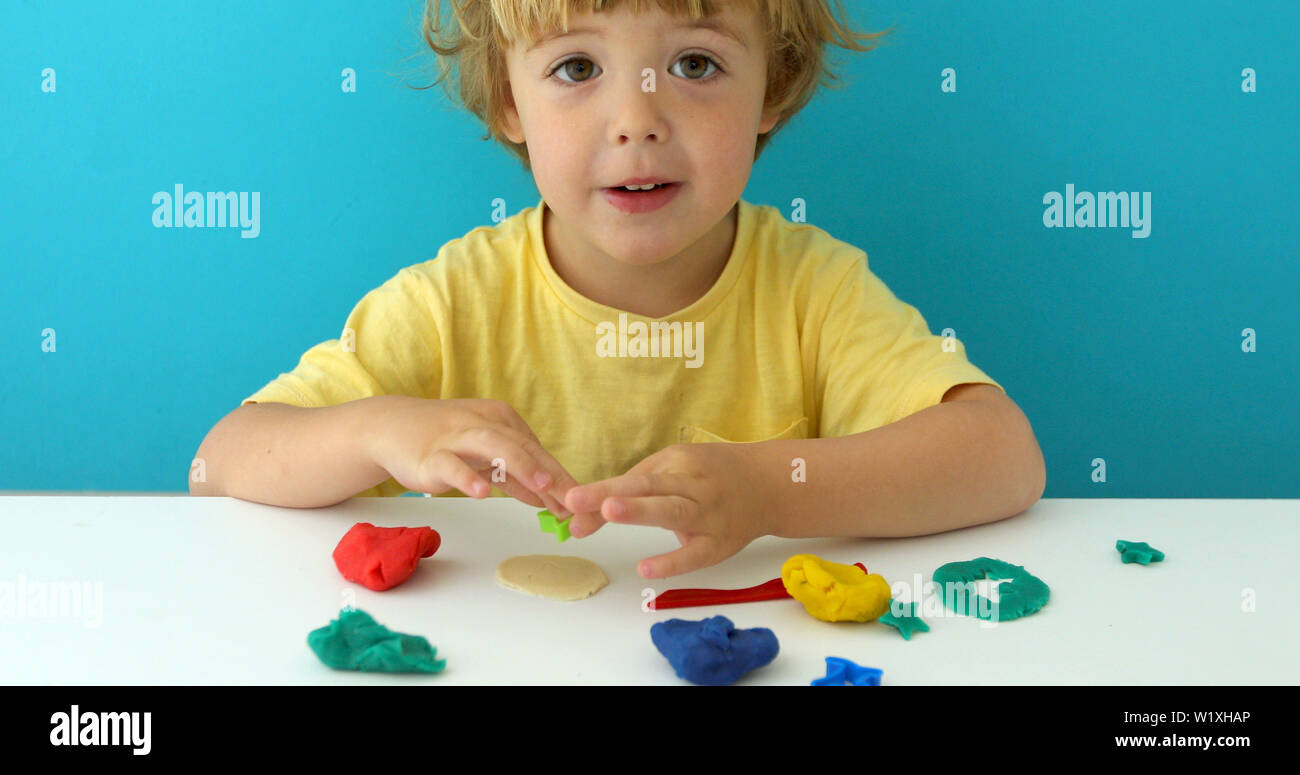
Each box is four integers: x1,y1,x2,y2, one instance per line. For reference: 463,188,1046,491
414,0,893,171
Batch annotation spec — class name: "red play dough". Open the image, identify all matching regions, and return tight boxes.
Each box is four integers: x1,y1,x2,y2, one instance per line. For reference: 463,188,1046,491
332,523,442,591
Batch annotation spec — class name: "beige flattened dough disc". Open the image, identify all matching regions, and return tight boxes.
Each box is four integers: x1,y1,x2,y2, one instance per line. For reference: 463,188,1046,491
495,555,609,601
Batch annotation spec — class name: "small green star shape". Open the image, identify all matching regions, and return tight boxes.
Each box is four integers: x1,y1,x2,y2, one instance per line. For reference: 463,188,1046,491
878,600,930,640
538,509,571,542
1116,540,1164,565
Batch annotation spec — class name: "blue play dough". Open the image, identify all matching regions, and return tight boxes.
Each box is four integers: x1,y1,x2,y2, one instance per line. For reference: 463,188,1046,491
650,615,779,686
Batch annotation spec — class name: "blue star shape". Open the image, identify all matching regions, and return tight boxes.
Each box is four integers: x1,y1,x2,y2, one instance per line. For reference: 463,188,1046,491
878,600,930,640
1116,540,1164,565
811,656,883,686
537,509,571,542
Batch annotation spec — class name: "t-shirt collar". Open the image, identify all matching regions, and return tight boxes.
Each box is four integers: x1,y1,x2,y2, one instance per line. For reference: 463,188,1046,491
527,196,754,324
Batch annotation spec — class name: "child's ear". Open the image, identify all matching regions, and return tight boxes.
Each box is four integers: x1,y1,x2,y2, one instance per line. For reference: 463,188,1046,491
501,81,526,144
758,107,780,135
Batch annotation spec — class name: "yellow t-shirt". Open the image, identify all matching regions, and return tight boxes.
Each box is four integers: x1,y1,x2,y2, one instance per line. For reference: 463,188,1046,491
243,197,1004,497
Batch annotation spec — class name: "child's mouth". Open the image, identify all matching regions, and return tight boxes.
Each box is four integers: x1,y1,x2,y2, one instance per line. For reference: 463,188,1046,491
609,183,673,192
602,182,683,214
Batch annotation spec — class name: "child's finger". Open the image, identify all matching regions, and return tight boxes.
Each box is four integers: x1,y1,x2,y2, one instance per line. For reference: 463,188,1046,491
484,472,545,508
477,414,581,502
565,471,681,513
567,510,606,538
638,537,719,579
490,438,575,516
514,436,582,509
427,449,491,497
462,467,575,519
502,469,569,516
497,415,583,492
469,467,574,517
600,495,696,531
538,490,571,518
448,429,561,503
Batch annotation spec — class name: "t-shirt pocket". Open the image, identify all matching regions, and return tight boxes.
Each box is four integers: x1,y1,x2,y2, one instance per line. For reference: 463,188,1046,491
677,416,809,444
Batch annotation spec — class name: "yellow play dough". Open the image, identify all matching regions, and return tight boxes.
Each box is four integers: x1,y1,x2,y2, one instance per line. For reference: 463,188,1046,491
781,553,891,622
495,555,609,601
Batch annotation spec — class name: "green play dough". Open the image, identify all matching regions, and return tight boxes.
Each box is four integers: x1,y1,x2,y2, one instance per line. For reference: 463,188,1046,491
1116,540,1164,565
307,608,446,673
879,600,930,640
932,557,1050,622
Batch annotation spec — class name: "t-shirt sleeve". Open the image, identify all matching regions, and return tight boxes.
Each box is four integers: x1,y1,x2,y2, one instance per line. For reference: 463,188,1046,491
241,267,444,497
816,255,1005,437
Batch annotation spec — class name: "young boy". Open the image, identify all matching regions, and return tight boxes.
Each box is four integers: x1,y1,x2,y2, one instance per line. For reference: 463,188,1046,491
192,0,1045,580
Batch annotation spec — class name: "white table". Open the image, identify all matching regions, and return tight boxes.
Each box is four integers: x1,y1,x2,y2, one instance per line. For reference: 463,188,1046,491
1,495,1295,685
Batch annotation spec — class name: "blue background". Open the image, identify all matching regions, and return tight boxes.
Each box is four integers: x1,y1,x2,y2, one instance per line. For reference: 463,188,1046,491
2,0,1296,495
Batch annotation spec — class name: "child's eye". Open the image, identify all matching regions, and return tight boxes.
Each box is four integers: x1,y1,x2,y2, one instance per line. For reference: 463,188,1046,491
547,52,723,87
670,53,721,81
548,56,599,85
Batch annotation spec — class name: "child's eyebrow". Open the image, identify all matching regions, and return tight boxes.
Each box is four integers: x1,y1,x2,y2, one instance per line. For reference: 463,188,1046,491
526,18,747,54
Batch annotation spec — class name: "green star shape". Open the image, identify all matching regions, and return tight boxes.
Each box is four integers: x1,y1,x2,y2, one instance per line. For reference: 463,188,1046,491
1116,540,1164,565
538,509,571,542
878,600,930,640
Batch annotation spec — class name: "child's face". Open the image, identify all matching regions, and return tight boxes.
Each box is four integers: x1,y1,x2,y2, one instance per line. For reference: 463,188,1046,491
502,3,778,267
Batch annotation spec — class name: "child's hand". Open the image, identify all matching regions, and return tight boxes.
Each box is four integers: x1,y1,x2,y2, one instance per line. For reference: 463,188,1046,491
366,396,578,515
562,443,773,579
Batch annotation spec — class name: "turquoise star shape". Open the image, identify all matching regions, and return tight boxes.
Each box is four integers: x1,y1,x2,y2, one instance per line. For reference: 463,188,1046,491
1116,540,1164,565
537,509,571,542
878,600,930,640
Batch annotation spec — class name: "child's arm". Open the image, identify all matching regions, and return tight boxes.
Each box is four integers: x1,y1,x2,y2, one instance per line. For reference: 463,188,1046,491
752,383,1045,538
190,398,393,508
191,395,580,511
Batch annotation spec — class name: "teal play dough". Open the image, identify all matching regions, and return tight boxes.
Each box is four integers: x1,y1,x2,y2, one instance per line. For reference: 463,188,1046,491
307,608,446,674
1116,540,1164,565
932,557,1050,622
879,600,930,640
